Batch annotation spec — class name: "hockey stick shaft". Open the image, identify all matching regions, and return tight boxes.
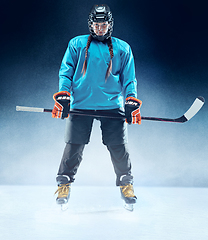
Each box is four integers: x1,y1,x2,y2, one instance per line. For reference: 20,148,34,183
15,105,182,122
16,96,205,123
16,106,125,118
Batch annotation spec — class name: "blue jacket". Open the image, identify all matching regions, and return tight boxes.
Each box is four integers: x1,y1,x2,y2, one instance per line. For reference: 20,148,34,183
59,35,137,110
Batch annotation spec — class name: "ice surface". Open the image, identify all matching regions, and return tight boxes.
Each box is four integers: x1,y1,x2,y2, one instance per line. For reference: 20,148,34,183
0,186,208,240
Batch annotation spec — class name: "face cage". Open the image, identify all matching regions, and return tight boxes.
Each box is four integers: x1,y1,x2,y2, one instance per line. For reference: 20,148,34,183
88,16,114,41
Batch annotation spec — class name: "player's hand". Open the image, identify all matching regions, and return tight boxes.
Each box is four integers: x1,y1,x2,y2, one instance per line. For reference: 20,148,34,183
125,97,142,124
52,91,71,119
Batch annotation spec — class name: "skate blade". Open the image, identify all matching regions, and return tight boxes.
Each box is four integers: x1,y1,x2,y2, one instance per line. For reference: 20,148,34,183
61,203,68,211
124,203,134,211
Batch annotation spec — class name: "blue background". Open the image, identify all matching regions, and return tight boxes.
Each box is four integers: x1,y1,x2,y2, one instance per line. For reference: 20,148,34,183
0,0,207,186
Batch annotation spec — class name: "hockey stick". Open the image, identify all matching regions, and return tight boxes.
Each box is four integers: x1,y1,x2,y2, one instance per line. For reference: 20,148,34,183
16,96,205,123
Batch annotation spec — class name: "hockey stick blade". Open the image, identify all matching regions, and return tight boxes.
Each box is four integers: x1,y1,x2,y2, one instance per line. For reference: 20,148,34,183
16,96,205,123
141,96,205,123
183,96,205,121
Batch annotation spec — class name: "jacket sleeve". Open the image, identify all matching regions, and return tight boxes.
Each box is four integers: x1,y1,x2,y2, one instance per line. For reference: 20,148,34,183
120,45,137,99
59,40,78,92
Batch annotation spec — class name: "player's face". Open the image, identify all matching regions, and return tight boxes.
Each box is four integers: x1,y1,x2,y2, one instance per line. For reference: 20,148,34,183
92,21,110,36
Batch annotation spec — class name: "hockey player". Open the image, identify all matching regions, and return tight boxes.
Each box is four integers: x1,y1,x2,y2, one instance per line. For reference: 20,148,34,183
53,4,142,210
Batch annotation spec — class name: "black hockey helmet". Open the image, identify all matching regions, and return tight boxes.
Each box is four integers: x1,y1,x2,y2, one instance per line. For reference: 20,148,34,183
88,4,114,41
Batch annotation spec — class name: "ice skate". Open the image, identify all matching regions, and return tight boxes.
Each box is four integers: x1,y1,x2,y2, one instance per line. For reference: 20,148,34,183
55,175,71,210
119,175,137,211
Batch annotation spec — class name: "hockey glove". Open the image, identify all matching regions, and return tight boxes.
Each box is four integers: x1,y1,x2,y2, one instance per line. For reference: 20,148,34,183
52,91,71,119
125,97,142,125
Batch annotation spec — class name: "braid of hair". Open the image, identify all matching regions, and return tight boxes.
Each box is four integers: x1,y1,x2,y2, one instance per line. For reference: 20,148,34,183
81,35,92,77
82,35,113,81
105,37,114,81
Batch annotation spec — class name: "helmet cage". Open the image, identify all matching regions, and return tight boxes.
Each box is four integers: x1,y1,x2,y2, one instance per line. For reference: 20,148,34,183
88,4,114,41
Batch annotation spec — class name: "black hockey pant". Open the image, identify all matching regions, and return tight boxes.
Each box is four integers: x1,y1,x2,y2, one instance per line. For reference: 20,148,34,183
57,143,132,186
57,109,132,186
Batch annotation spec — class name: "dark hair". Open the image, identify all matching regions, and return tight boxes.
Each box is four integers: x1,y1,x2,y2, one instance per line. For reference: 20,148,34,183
81,35,114,81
